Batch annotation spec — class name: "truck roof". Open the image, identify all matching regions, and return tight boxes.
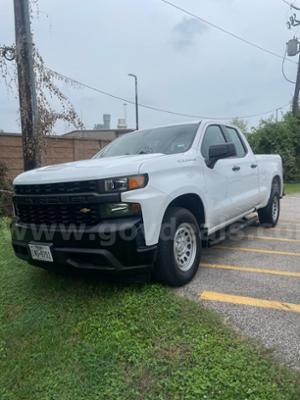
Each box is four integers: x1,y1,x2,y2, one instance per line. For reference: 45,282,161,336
137,119,233,131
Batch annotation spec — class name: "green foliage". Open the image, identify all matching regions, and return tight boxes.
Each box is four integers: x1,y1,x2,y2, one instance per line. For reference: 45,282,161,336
0,223,299,400
230,117,248,134
285,183,300,194
0,162,12,217
248,113,300,182
0,161,8,188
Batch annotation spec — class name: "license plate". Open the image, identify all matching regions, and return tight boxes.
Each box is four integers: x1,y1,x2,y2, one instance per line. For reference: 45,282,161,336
29,244,53,262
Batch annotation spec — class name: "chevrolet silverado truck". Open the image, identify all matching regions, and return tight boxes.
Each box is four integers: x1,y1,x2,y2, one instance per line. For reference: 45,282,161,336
11,121,283,286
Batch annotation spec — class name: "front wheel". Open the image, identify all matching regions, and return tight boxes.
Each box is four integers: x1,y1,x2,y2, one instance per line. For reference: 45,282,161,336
258,184,280,227
153,207,201,287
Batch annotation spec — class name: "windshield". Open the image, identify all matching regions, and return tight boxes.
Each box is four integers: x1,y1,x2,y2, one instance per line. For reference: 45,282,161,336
93,123,199,158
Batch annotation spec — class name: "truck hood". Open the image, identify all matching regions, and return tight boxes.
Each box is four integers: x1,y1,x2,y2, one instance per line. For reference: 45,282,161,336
13,154,164,185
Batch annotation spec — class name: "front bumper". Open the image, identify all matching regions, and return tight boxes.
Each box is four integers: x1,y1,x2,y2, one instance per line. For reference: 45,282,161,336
10,217,157,272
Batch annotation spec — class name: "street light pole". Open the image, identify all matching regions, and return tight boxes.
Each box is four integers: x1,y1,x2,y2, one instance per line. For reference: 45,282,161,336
128,73,139,130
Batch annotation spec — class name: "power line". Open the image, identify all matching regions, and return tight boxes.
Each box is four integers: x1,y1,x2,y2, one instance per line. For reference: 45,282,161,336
47,67,290,120
159,0,297,65
281,0,300,10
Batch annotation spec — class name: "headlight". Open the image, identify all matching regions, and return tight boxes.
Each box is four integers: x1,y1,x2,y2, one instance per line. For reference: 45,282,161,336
102,174,148,193
100,203,141,219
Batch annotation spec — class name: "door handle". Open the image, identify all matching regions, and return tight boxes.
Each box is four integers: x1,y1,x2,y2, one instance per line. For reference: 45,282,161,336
251,164,257,169
232,166,240,171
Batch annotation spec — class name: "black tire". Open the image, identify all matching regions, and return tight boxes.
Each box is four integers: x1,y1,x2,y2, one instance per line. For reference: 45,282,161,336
258,180,280,228
153,207,201,287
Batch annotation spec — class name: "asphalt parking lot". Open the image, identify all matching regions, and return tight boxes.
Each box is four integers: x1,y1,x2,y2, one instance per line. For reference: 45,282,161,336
177,194,300,370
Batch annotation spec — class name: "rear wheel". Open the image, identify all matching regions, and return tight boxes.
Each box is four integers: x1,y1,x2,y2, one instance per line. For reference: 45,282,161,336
153,207,201,286
258,180,280,227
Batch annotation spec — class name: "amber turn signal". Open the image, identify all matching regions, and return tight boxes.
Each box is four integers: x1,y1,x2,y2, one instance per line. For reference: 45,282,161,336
128,175,146,190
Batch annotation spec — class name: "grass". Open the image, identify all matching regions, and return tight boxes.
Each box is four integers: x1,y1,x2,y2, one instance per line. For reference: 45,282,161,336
285,183,300,194
0,218,299,400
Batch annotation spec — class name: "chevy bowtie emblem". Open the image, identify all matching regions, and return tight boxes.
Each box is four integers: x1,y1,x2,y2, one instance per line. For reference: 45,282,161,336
80,208,91,214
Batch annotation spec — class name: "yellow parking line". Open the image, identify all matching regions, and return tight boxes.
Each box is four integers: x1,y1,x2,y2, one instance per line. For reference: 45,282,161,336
215,246,300,257
201,262,300,278
200,291,300,313
251,235,300,243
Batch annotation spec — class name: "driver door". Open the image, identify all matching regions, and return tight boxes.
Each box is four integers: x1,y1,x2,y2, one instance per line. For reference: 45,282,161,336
200,125,233,228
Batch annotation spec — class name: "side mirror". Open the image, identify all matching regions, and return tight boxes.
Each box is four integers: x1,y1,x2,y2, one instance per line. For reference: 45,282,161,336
207,143,236,168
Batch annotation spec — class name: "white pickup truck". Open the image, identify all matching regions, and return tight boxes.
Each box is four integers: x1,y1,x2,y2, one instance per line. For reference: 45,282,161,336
11,120,283,286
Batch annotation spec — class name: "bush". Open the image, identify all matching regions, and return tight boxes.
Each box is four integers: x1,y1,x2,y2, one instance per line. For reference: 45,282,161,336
248,113,300,182
0,161,13,217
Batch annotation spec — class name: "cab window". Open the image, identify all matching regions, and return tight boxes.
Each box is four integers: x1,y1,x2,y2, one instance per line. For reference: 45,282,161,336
201,125,226,160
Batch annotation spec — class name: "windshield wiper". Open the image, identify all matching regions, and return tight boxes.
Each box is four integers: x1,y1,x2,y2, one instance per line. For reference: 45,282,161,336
138,150,149,154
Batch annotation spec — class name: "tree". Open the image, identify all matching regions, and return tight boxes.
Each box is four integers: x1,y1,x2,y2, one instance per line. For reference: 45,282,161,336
230,117,248,134
0,0,83,170
248,113,300,182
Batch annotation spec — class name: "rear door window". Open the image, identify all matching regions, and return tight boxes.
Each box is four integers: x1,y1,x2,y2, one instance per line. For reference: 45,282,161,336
223,127,247,158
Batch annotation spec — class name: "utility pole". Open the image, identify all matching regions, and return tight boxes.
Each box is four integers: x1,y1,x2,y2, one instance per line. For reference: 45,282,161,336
292,52,300,115
286,5,300,116
14,0,41,171
128,73,139,130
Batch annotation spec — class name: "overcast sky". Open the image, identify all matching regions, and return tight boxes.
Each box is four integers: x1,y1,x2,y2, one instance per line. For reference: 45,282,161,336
0,0,298,133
